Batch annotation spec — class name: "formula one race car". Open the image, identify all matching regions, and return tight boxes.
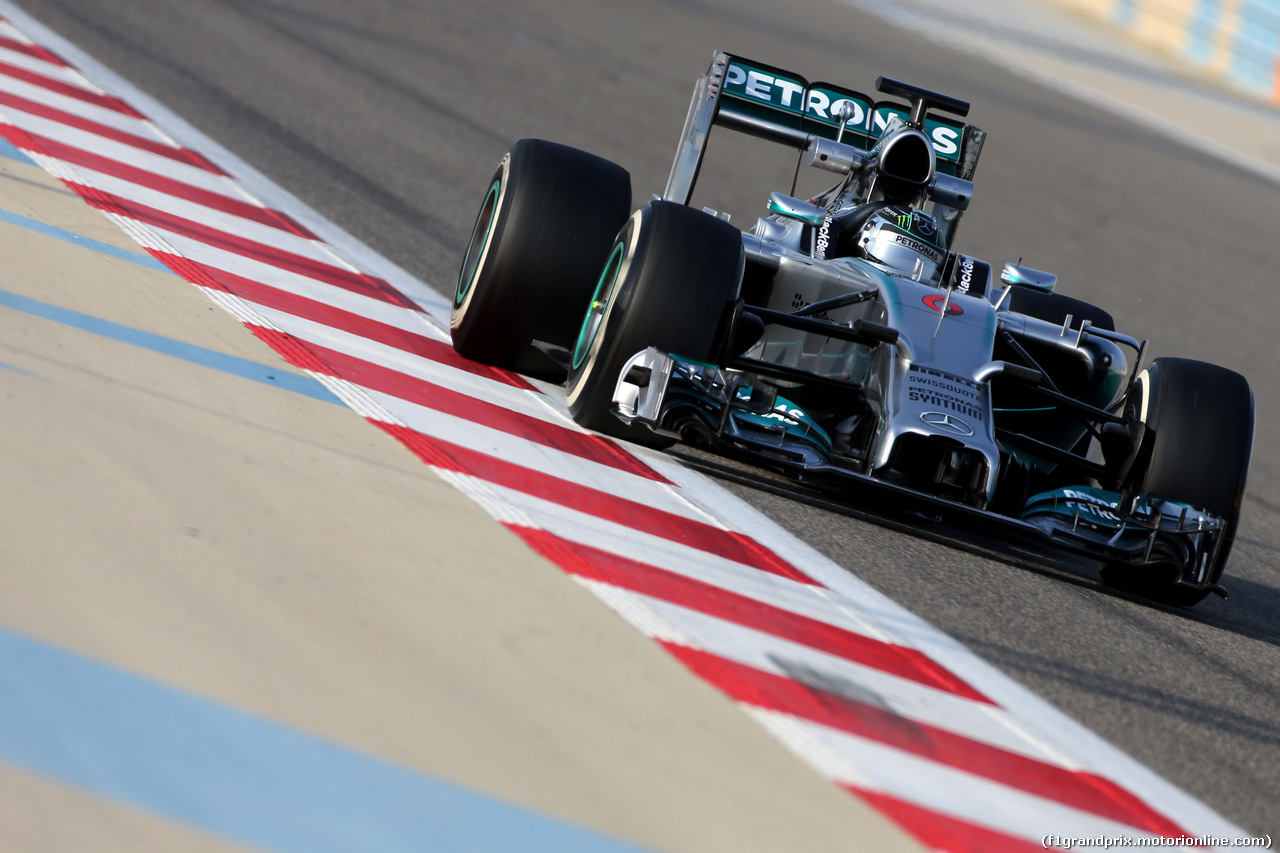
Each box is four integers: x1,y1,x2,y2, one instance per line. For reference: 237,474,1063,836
450,51,1254,608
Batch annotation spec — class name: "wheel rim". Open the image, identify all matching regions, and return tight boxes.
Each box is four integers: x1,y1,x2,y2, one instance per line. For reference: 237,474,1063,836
455,179,501,307
572,241,625,370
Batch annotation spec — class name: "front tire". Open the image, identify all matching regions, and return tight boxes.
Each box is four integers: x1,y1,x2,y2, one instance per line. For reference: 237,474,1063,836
451,139,631,380
1099,357,1254,606
566,201,744,447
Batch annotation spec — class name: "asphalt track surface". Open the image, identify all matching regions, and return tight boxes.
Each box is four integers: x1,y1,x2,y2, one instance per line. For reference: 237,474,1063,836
11,0,1280,838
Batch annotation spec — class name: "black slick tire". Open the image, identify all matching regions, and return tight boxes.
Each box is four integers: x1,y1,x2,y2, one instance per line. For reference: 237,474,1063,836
565,201,744,447
1099,357,1254,607
451,139,631,380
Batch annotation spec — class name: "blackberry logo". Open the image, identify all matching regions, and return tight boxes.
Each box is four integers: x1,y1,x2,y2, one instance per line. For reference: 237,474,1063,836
814,216,833,259
957,256,974,294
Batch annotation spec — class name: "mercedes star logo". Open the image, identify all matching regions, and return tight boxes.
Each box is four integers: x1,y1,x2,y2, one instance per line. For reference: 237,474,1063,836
921,411,974,436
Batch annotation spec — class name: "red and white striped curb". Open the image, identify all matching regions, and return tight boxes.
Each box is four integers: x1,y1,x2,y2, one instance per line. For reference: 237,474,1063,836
0,6,1247,850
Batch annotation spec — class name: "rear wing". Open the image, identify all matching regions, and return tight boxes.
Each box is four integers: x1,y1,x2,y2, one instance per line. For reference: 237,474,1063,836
664,51,986,205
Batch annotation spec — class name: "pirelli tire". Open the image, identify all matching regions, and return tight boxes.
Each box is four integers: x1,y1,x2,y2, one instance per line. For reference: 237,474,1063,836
451,138,632,380
566,201,744,447
1099,357,1254,607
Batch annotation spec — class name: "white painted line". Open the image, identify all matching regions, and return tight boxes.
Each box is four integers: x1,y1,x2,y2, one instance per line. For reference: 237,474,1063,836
0,72,152,133
489,485,860,608
749,707,1187,847
150,229,399,303
214,278,445,342
0,104,227,188
359,388,685,500
643,451,1247,839
243,304,551,411
0,2,451,318
629,591,1050,760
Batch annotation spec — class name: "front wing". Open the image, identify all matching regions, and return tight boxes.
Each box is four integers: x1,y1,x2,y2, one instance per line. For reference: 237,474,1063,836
612,349,1231,597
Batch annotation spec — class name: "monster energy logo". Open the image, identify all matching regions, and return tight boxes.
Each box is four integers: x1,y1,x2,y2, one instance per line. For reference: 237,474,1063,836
894,211,937,240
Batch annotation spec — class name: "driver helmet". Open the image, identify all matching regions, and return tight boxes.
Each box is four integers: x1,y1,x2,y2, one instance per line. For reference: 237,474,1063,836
856,206,945,282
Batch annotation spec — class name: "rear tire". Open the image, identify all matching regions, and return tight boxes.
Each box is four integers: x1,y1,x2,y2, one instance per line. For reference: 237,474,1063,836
566,201,744,447
451,139,631,380
1099,357,1254,606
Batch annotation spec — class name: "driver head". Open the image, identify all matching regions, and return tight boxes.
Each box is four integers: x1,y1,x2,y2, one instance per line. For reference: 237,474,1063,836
858,206,945,282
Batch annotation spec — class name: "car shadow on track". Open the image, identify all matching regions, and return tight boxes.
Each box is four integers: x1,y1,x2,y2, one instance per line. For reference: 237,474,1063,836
1187,560,1280,649
948,625,1280,753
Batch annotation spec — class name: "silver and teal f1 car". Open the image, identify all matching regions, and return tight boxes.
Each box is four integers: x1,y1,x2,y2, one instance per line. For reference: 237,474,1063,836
450,51,1254,608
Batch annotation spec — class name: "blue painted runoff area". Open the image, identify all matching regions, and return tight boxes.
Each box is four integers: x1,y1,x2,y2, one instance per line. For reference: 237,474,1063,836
0,207,174,273
0,625,651,853
0,357,46,379
0,134,35,164
0,288,341,404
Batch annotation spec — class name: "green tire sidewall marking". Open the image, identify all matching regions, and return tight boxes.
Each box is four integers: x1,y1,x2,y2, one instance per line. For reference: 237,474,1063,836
572,241,626,371
456,179,501,307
